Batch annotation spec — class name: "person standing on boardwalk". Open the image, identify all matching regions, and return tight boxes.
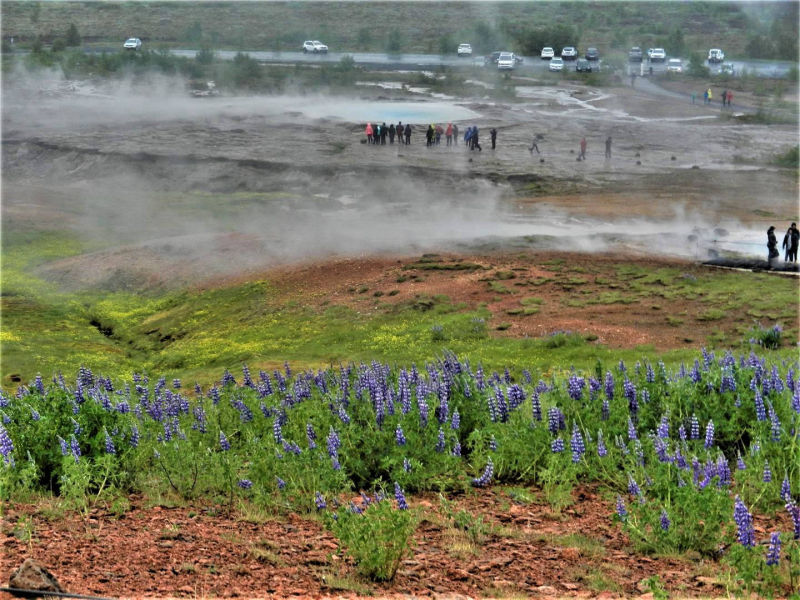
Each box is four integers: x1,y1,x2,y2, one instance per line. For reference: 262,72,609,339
404,123,412,144
605,136,612,159
490,128,497,150
365,122,373,144
783,222,799,262
452,123,459,145
445,123,453,146
388,123,396,144
579,137,587,160
471,126,481,151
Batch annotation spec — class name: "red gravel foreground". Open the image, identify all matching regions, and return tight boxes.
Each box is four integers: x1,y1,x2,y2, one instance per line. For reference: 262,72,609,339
1,486,732,599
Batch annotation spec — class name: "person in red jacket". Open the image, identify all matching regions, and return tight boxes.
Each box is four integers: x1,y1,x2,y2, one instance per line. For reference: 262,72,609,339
365,123,373,144
445,123,453,146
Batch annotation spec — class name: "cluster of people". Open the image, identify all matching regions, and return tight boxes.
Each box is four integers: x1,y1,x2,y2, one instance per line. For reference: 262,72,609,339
364,122,413,145
696,87,733,107
424,123,460,146
767,223,799,265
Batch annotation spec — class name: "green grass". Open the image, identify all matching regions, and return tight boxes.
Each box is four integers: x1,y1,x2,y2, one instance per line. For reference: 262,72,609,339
2,223,798,386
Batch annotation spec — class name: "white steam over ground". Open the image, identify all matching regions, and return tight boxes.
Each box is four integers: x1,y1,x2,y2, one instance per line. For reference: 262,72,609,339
3,66,794,291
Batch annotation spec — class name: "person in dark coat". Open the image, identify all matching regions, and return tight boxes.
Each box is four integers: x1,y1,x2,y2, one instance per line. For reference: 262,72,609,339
529,135,540,154
426,124,434,147
404,123,412,144
397,122,404,144
605,136,612,159
380,123,388,145
388,123,396,144
783,222,799,262
490,128,497,150
452,123,459,145
767,225,779,267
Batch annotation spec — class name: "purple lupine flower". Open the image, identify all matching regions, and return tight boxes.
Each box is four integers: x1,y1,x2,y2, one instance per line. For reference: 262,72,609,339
452,441,462,457
754,389,767,421
768,403,781,442
551,437,565,453
737,452,746,471
588,377,601,400
29,408,40,421
394,482,409,510
690,360,702,383
787,501,800,540
720,370,736,393
403,458,411,472
690,415,699,440
531,391,542,422
764,461,772,483
547,407,561,435
616,496,627,520
604,372,615,401
627,417,638,441
277,477,286,490
717,455,731,487
704,420,715,449
451,409,460,430
327,427,340,458
751,441,761,456
781,477,792,502
660,509,671,531
238,479,253,489
58,436,69,456
628,475,641,498
657,414,670,439
315,491,327,510
654,436,669,463
624,379,637,416
733,495,755,547
395,425,407,446
567,375,585,401
471,458,494,487
570,424,585,463
601,398,609,421
104,429,116,455
435,428,445,453
69,435,81,464
597,430,607,457
129,424,139,449
489,435,497,451
765,532,781,566
219,431,231,451
678,424,687,441
305,423,317,450
618,360,627,374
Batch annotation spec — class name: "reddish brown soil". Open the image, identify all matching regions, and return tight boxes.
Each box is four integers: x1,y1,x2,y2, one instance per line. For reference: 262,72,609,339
0,486,752,600
210,251,798,351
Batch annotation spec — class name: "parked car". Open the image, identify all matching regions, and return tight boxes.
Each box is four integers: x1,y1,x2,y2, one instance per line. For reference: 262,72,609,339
302,40,328,53
540,46,555,60
457,43,472,57
575,58,593,72
649,48,666,62
708,48,725,63
666,58,683,73
485,51,502,66
561,46,577,60
123,37,142,50
549,57,564,72
496,52,516,70
585,47,599,61
629,47,643,62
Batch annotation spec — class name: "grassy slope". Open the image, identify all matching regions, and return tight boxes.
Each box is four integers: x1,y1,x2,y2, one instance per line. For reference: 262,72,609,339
2,222,798,388
0,1,775,58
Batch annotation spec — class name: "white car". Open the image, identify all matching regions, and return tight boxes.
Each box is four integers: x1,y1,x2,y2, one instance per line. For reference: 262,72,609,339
649,48,666,62
457,43,472,57
123,37,142,50
708,48,725,63
561,46,577,60
549,57,564,72
666,58,683,73
496,52,516,70
303,40,328,53
540,46,554,60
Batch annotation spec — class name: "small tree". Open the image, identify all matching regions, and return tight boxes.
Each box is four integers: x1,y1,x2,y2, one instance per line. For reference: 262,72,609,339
65,23,81,47
386,30,403,54
687,51,709,78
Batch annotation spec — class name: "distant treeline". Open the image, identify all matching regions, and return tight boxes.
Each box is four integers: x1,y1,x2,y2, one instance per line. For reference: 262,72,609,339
1,1,797,60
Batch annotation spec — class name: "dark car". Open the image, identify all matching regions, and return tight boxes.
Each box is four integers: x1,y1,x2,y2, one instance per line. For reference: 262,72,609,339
575,58,593,72
629,46,643,62
484,51,502,66
585,47,599,61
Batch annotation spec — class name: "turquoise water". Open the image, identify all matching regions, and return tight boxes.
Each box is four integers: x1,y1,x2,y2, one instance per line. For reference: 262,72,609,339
262,97,479,124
